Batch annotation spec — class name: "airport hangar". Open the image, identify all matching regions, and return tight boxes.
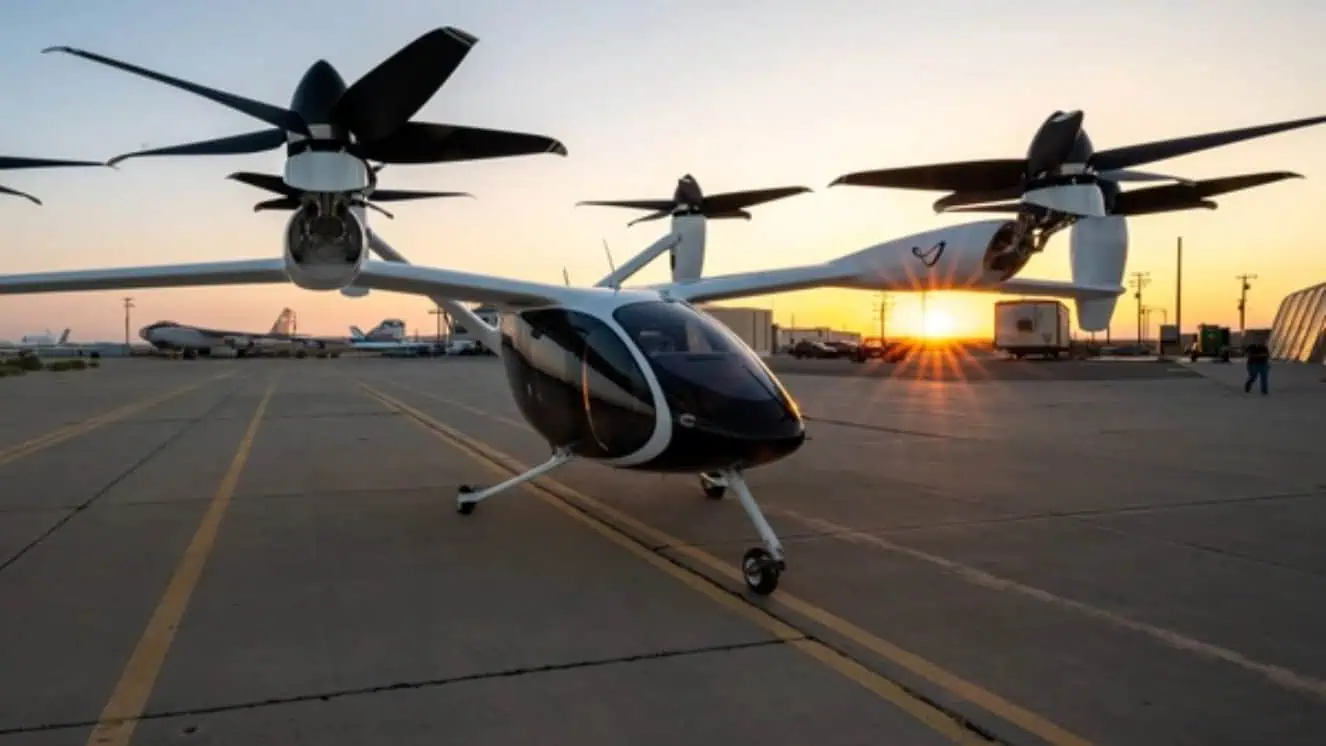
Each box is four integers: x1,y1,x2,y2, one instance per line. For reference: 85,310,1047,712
1268,281,1326,364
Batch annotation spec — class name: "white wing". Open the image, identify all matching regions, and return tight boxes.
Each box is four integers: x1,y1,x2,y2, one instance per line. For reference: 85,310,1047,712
0,258,573,309
0,259,290,294
990,277,1123,300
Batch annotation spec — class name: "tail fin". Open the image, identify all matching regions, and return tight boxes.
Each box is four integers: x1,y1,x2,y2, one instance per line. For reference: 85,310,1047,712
58,329,70,344
1069,216,1128,332
350,326,366,340
270,308,295,335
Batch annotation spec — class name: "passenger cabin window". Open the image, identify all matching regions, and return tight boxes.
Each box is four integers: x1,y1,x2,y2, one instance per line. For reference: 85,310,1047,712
499,309,656,459
612,300,799,434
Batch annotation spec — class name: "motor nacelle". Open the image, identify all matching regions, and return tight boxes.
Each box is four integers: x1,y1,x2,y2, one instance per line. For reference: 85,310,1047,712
282,196,367,291
832,219,1038,291
223,335,254,350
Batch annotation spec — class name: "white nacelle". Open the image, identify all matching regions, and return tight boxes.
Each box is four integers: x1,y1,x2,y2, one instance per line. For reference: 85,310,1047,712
1069,215,1128,332
283,151,370,194
282,202,368,291
831,219,1034,292
224,335,254,350
669,214,707,282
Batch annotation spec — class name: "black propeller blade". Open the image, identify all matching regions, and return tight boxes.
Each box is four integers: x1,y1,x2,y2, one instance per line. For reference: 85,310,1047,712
1,155,106,205
1112,171,1302,216
228,171,473,219
46,27,567,168
577,174,811,227
941,171,1304,217
828,109,1326,213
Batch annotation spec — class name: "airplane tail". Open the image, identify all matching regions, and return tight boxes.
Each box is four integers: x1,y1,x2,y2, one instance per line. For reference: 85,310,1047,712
1068,216,1128,332
350,326,366,340
270,308,295,336
58,329,70,344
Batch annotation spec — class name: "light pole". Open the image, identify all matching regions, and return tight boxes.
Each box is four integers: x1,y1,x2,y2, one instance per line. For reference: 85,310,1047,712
122,297,135,353
871,293,894,341
1128,271,1151,347
1236,274,1258,334
428,305,446,355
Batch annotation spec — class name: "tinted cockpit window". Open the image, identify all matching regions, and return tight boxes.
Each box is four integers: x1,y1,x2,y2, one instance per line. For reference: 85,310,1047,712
612,300,798,433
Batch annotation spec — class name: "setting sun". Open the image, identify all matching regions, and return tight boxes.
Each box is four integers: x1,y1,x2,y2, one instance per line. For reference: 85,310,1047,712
922,309,957,338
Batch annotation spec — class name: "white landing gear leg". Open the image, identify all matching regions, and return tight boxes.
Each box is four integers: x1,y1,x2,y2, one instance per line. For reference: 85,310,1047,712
456,448,574,515
699,471,727,500
721,468,785,596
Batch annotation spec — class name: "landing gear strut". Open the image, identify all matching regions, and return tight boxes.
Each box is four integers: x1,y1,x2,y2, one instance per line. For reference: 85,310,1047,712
455,447,574,514
703,468,785,595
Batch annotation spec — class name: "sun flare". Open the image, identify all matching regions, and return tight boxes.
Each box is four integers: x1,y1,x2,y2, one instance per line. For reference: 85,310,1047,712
922,309,957,338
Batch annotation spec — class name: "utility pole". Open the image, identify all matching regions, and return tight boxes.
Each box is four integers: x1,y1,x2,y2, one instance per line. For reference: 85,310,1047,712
1175,237,1183,347
871,293,895,341
1236,273,1258,334
1128,271,1151,347
121,296,135,352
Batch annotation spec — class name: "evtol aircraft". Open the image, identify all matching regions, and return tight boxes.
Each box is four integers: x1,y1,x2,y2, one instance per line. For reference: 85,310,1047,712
4,27,1325,596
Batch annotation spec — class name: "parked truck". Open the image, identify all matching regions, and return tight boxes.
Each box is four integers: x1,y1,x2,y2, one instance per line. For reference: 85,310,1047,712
993,300,1071,359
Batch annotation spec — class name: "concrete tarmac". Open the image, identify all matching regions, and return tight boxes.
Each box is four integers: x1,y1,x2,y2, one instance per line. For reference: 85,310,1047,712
2,356,1325,746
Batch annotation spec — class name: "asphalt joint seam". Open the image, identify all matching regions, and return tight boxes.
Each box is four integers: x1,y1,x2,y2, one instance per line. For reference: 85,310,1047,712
0,638,798,736
0,383,244,577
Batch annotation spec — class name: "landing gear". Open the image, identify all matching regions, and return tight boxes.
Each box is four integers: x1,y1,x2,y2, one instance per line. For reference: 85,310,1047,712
699,471,727,499
455,448,574,514
718,468,785,596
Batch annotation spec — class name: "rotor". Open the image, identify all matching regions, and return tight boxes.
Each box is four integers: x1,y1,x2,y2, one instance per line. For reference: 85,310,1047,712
577,174,812,227
44,27,567,169
829,108,1326,218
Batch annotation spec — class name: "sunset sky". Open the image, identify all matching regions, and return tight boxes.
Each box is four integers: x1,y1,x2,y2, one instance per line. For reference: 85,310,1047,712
2,0,1324,342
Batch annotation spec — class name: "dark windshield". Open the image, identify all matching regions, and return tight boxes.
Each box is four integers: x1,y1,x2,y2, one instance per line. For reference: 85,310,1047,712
613,300,798,433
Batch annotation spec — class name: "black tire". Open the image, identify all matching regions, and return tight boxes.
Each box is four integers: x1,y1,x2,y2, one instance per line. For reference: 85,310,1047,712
457,485,478,515
741,547,782,595
700,473,726,500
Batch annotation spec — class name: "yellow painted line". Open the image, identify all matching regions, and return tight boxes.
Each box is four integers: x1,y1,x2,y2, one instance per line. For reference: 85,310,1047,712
361,384,1056,746
86,373,279,746
0,373,233,468
381,380,531,432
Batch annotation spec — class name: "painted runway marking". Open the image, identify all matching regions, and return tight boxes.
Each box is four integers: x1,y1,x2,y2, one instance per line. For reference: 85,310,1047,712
362,383,1086,746
777,508,1326,702
0,373,231,468
85,373,278,746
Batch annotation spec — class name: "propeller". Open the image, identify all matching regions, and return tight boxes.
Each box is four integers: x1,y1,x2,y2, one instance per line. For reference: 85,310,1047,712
1,155,105,205
43,26,567,168
937,171,1304,217
829,108,1326,216
577,174,811,226
227,168,473,219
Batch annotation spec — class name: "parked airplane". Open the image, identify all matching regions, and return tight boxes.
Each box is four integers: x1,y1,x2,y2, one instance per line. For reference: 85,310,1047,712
0,329,73,352
347,319,435,355
139,308,298,357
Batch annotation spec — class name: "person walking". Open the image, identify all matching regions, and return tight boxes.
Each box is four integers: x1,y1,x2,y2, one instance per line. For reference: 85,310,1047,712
1244,340,1270,395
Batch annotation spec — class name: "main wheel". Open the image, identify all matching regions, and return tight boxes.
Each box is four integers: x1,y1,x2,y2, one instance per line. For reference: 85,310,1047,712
700,473,726,500
741,547,782,595
457,485,478,515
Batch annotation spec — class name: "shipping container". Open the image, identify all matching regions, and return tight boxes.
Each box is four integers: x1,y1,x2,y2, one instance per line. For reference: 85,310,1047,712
993,300,1071,359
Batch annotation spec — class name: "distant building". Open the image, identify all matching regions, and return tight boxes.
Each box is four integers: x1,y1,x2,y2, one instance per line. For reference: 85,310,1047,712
699,305,774,356
1268,282,1326,363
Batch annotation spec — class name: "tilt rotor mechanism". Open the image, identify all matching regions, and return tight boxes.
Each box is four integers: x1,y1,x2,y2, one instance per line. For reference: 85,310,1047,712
829,107,1326,220
576,174,812,227
43,26,568,178
1,155,106,205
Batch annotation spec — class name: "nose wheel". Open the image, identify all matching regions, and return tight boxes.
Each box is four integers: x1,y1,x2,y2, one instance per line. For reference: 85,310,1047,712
742,547,784,595
711,468,786,596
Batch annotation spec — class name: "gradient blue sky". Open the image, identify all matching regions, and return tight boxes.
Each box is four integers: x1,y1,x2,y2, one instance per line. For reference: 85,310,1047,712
2,0,1324,341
